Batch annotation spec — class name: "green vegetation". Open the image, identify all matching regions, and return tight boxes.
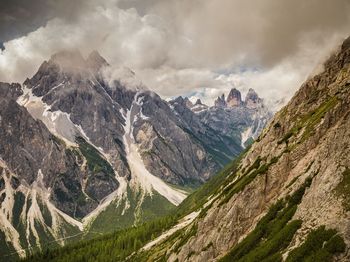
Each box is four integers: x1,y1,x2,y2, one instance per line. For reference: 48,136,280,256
218,156,279,206
181,126,237,166
75,136,114,176
286,226,346,262
88,187,175,234
334,168,350,211
220,177,312,262
173,223,198,253
277,96,339,145
175,150,246,217
23,215,177,262
0,230,17,262
12,191,25,228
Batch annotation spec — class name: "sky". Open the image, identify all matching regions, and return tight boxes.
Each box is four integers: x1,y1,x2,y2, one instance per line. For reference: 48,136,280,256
0,0,349,110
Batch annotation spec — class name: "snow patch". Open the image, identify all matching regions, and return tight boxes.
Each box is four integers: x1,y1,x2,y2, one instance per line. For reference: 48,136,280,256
17,86,77,146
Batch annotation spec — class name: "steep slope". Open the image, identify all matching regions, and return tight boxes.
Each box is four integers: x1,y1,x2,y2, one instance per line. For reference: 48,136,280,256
127,36,350,261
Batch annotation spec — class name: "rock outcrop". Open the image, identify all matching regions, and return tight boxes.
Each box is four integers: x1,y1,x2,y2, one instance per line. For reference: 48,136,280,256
226,88,243,107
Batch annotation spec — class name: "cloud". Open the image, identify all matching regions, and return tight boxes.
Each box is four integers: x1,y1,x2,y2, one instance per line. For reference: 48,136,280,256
0,0,349,110
0,0,91,44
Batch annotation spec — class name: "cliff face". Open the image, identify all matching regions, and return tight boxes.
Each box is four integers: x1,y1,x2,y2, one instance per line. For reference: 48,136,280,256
137,37,350,261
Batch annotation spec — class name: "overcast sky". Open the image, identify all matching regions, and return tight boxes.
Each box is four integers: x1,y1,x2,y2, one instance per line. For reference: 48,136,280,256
0,0,349,109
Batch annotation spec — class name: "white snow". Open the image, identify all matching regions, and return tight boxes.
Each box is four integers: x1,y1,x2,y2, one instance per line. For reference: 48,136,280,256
17,86,77,146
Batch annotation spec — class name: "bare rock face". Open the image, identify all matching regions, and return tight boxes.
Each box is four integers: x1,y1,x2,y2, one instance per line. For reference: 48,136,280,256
195,98,203,105
226,88,243,107
0,82,23,99
214,94,227,107
143,36,350,262
245,88,262,109
135,93,219,185
0,92,101,218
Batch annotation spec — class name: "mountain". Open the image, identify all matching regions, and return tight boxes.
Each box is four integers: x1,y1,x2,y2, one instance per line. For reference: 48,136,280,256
31,36,350,262
127,36,350,261
196,88,271,150
0,50,271,259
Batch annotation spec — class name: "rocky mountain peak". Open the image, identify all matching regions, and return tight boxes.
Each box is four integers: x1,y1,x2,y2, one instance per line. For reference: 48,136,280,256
195,98,203,105
184,97,194,108
226,88,243,107
172,96,194,109
86,50,109,73
245,88,262,109
214,94,227,107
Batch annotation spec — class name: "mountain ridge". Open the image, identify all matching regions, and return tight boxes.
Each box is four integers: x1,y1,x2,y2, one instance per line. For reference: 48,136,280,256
0,50,272,259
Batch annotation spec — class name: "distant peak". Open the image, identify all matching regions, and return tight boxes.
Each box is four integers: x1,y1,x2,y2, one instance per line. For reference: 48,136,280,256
245,88,259,100
247,88,257,94
214,94,227,108
229,87,240,93
227,88,242,107
245,88,262,109
195,98,203,105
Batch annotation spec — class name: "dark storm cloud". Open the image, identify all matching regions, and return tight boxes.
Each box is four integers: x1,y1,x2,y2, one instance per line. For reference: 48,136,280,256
0,0,90,44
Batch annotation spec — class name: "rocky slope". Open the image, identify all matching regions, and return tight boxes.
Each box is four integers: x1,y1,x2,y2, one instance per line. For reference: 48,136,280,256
0,50,271,259
131,36,350,261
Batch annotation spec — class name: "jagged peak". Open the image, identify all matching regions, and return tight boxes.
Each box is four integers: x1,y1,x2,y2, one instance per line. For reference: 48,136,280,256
228,88,241,96
184,97,194,108
171,96,194,108
173,96,184,103
246,88,258,96
245,88,263,109
227,88,242,107
195,98,203,105
214,94,227,107
245,88,260,101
